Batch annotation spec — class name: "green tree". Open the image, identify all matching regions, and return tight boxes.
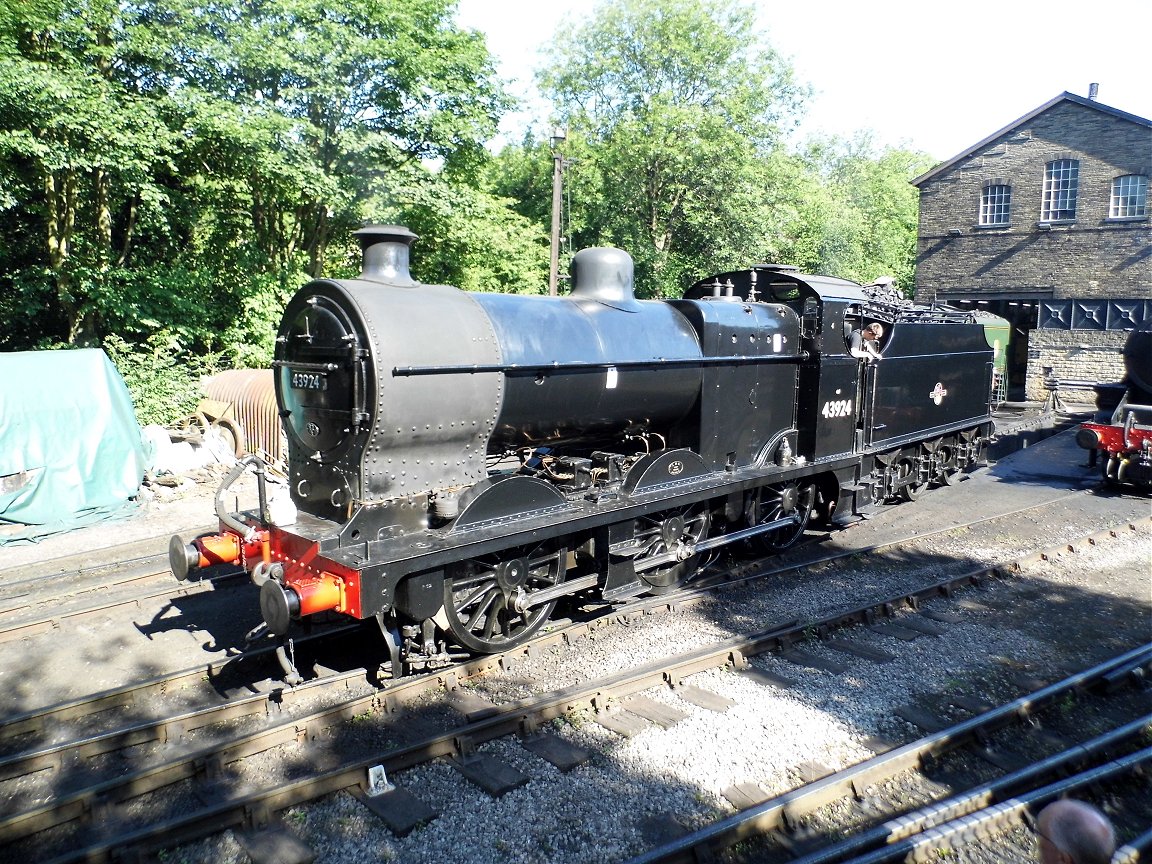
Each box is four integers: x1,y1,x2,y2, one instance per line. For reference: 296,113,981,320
0,0,180,343
0,0,517,362
789,134,934,290
186,0,510,277
538,0,808,296
380,171,551,294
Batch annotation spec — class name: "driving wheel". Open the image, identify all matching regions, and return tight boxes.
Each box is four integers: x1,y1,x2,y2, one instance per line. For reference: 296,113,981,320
746,482,815,553
443,541,566,653
632,504,711,594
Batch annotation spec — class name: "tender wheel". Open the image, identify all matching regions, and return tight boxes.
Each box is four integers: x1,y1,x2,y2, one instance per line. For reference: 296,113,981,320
933,446,958,487
632,504,711,594
747,482,815,553
443,541,566,653
895,459,925,502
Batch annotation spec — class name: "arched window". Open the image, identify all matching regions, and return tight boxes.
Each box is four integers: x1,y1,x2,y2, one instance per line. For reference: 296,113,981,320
979,183,1011,226
1041,159,1079,221
1110,174,1148,218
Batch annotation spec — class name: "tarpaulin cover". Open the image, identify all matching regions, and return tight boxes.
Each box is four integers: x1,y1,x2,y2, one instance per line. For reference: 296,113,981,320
0,348,145,541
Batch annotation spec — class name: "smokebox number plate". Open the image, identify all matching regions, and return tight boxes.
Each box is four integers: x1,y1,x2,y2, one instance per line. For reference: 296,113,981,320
291,370,328,391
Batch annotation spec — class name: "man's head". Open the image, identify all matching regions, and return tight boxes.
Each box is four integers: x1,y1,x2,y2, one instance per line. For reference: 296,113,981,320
865,323,884,340
1035,800,1115,864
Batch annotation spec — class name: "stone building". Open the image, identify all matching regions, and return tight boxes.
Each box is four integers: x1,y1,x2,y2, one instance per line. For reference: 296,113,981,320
911,90,1150,401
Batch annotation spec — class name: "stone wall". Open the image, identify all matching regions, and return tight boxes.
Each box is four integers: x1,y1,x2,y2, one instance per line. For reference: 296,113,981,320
1025,329,1129,401
912,97,1149,400
914,100,1151,301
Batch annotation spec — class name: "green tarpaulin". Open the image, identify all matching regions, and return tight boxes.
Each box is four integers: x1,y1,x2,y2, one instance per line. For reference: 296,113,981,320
0,349,146,543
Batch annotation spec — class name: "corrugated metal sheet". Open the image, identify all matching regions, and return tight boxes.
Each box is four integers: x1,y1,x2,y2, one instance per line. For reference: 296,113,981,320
202,369,284,463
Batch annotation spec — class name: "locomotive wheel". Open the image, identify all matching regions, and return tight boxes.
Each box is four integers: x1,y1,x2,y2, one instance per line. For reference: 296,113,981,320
443,541,567,653
632,504,711,594
746,482,815,553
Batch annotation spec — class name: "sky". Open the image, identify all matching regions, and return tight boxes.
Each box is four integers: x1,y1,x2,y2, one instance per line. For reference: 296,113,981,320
454,0,1152,163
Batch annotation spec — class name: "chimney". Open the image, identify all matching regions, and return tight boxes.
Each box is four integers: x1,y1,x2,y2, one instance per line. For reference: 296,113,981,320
354,225,418,285
1088,83,1099,100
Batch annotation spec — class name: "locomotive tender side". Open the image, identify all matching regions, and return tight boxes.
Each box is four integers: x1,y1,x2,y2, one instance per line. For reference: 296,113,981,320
171,227,999,679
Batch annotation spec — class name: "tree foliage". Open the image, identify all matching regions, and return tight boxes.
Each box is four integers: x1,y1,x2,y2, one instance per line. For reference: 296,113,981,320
494,0,931,298
764,136,935,288
0,0,934,427
0,0,525,380
537,0,809,297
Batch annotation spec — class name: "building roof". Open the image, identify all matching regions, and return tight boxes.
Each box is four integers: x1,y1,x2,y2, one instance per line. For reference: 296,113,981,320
911,91,1152,187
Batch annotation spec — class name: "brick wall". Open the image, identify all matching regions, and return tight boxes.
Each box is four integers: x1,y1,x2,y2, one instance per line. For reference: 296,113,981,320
912,97,1150,399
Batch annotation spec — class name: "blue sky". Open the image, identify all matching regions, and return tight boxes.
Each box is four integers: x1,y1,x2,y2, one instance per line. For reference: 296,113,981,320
455,0,1152,162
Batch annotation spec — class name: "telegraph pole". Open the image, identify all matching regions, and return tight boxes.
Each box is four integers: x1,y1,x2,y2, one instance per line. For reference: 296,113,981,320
548,127,566,296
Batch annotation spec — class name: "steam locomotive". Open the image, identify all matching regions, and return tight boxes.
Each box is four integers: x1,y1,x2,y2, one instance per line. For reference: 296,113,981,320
170,226,1002,679
1076,322,1152,489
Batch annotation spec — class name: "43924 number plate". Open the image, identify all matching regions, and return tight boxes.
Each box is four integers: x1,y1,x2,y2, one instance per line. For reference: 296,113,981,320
291,370,328,391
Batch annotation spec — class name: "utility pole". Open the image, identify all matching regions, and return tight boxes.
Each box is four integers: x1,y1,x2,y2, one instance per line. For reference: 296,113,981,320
548,127,566,296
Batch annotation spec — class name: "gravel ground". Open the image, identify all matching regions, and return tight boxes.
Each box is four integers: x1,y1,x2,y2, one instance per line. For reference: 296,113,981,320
157,430,1150,864
3,410,1146,864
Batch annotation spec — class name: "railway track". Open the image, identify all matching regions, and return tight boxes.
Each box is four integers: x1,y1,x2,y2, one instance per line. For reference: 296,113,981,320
630,646,1152,863
0,406,1077,634
1,520,1145,863
0,621,365,755
0,563,246,645
1,497,1142,762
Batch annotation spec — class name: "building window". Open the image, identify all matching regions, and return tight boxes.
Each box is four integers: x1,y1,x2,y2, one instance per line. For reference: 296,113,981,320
979,184,1012,225
1041,159,1079,221
1110,174,1148,218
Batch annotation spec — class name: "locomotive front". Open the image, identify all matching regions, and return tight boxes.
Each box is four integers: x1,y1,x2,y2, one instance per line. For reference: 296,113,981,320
1076,321,1152,488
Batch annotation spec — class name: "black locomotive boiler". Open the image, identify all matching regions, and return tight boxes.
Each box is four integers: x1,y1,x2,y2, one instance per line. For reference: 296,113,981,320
171,226,1002,677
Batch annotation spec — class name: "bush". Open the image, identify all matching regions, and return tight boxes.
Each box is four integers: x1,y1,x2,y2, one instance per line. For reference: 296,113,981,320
103,330,222,426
